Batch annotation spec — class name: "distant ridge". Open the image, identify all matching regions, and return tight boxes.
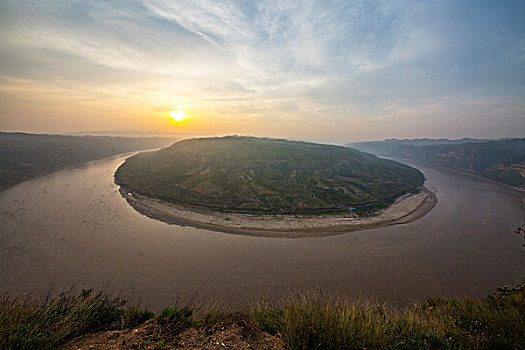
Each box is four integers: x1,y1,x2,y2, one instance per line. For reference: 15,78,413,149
0,132,174,191
347,137,500,150
346,138,525,188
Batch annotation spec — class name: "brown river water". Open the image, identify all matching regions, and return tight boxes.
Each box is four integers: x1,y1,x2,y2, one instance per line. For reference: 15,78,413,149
1,154,524,310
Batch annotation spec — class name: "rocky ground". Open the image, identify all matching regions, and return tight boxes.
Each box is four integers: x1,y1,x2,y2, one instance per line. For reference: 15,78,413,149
64,318,283,350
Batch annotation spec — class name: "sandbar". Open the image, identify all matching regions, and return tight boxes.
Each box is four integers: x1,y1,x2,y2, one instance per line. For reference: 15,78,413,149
118,185,437,238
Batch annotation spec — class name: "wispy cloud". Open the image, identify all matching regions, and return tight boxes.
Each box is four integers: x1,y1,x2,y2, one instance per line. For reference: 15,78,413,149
0,0,524,140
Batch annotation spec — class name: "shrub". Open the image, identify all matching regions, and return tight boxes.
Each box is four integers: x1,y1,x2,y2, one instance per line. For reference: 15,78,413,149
156,307,195,338
120,306,155,329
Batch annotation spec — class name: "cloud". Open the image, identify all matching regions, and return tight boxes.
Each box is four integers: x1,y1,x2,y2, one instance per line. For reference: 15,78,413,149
0,0,524,139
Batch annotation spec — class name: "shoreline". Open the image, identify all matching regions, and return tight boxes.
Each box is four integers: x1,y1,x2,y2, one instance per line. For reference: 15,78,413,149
119,186,437,238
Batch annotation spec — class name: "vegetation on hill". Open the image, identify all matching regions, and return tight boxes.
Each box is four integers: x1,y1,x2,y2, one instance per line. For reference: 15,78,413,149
0,132,174,191
347,138,525,188
115,136,425,214
1,284,523,349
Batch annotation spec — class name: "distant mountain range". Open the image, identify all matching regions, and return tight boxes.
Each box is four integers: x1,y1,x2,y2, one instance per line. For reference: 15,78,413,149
346,138,525,188
0,132,174,191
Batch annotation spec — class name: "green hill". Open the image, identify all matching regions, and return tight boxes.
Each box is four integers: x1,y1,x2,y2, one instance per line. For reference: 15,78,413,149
348,138,525,188
0,132,174,191
115,136,424,214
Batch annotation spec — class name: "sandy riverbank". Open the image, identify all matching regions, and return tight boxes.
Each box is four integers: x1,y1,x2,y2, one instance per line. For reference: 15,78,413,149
119,186,437,238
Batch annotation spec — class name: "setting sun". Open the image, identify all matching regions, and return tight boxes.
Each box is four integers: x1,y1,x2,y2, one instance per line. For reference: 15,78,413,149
170,110,186,122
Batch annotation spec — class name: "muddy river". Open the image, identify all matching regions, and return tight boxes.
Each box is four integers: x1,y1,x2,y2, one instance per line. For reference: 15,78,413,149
1,154,523,310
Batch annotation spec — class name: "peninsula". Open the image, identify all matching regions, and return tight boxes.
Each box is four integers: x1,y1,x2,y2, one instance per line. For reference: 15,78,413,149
115,136,436,237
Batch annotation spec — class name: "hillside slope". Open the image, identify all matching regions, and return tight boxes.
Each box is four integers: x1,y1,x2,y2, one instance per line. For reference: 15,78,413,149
0,132,174,191
115,136,424,214
348,138,525,188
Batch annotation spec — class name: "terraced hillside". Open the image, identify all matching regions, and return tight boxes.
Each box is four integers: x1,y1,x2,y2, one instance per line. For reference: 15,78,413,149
115,136,424,214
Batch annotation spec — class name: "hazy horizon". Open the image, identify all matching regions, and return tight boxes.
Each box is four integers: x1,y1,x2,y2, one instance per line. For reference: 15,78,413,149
1,128,522,146
1,0,524,143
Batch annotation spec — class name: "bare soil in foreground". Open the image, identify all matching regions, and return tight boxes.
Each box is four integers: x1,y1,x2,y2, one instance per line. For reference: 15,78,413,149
120,186,437,238
64,319,283,350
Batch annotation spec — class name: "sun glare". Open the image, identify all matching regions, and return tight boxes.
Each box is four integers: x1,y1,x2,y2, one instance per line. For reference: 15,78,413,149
170,110,186,122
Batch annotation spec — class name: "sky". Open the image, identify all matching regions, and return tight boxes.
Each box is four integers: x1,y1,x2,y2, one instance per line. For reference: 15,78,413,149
0,0,524,143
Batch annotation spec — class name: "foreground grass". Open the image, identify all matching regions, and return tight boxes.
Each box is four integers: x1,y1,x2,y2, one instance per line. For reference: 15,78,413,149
252,286,524,350
1,284,523,349
0,289,125,350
